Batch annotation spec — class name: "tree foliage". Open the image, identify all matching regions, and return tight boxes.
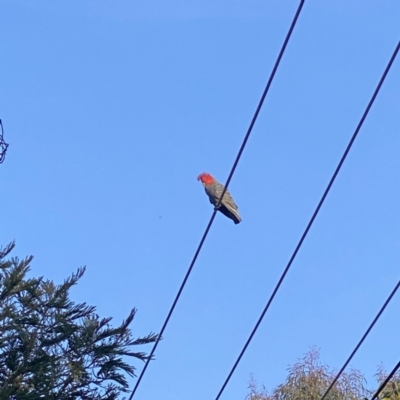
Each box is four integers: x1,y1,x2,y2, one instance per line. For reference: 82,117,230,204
375,365,400,400
247,348,370,400
247,348,400,400
0,242,158,399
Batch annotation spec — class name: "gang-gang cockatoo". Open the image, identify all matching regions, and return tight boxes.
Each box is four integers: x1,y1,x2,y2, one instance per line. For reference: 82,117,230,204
197,172,242,224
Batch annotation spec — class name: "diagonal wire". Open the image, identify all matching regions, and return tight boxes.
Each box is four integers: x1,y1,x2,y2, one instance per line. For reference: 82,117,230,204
370,360,400,400
213,0,304,210
320,279,400,400
128,2,305,398
214,40,400,400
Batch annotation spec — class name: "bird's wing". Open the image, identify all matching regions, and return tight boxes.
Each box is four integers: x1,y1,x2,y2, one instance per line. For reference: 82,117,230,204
215,185,239,210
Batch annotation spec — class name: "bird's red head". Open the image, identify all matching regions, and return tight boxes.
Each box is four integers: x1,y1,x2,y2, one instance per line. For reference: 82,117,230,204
197,172,215,185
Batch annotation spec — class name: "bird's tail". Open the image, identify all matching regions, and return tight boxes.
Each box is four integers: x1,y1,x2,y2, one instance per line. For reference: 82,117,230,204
219,203,242,224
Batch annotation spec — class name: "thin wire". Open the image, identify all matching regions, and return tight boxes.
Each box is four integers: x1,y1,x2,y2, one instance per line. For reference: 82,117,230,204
128,2,305,398
128,212,216,399
214,40,400,400
369,360,400,400
320,280,400,400
214,0,304,208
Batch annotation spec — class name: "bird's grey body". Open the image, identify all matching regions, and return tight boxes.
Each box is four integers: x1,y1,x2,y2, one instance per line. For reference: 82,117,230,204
204,180,241,224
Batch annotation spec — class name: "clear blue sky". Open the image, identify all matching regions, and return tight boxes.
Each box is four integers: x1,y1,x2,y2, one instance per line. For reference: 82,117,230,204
1,1,400,399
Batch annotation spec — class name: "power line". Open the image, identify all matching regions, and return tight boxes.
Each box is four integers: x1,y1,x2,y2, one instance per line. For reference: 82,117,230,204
211,0,304,211
320,280,400,400
213,40,400,400
128,2,305,398
369,360,400,400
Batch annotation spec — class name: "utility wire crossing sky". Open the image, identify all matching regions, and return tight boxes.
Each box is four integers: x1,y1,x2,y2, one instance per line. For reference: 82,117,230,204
1,2,399,400
213,38,400,400
129,2,304,397
320,279,400,400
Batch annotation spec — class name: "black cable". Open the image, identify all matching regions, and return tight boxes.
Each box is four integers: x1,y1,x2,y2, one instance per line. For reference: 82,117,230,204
128,2,305,398
214,40,400,400
320,280,400,400
213,0,305,209
369,360,400,400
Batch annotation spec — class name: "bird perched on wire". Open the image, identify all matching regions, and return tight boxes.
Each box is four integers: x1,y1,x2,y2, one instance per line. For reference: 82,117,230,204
197,172,242,224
